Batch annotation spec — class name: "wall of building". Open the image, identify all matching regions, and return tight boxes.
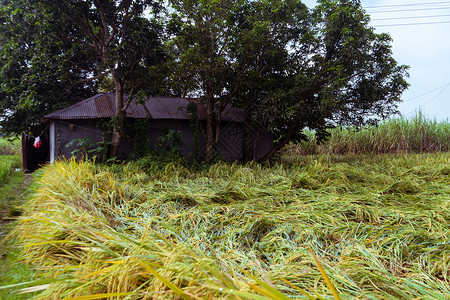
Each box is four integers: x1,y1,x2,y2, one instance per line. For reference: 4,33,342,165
50,118,272,162
52,119,106,160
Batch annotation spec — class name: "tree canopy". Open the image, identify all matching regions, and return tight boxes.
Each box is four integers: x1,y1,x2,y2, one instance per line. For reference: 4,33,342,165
248,0,409,160
0,0,409,161
0,0,96,136
0,0,167,156
39,0,167,157
166,0,408,161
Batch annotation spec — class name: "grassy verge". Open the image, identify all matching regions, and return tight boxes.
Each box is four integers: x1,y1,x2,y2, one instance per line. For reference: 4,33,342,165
0,155,24,225
0,155,21,186
0,249,38,300
286,113,450,155
0,138,21,156
0,172,38,300
0,171,25,222
0,155,37,300
3,153,449,299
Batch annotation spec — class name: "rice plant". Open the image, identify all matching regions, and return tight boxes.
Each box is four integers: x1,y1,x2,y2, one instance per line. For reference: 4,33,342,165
2,153,449,299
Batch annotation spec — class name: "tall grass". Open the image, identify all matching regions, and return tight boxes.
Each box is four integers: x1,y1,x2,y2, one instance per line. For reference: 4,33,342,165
0,157,35,300
0,155,28,222
0,137,21,156
2,153,449,299
0,156,21,186
0,156,24,221
286,113,450,155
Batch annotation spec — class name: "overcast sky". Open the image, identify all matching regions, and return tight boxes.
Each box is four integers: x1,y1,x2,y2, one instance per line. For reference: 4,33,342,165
303,0,450,121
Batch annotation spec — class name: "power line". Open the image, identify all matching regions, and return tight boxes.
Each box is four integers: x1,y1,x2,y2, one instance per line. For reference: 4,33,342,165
365,3,450,26
367,6,450,14
365,1,450,9
372,14,450,21
403,85,450,116
403,82,450,103
375,20,450,27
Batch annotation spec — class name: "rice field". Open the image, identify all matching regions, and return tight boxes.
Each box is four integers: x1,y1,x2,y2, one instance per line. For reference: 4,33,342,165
2,152,449,299
286,113,450,155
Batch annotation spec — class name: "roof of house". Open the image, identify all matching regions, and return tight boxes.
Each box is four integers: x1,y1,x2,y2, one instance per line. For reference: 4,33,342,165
43,93,245,122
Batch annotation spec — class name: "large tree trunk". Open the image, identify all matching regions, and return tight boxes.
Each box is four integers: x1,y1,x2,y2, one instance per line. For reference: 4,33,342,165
260,120,298,162
215,103,222,145
260,139,286,162
243,110,252,162
110,70,125,158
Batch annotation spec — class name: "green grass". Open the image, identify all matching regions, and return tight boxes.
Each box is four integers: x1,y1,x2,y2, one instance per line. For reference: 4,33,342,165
0,138,21,156
0,169,25,222
0,248,38,300
286,113,450,155
0,155,36,300
0,155,25,223
2,153,449,299
0,155,21,186
0,155,32,225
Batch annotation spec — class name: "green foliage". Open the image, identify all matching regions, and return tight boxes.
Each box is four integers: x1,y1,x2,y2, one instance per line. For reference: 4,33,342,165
0,0,96,136
0,247,38,300
168,0,244,161
124,118,152,158
66,138,110,161
168,0,237,96
186,102,200,159
0,162,37,300
133,151,190,175
42,0,168,157
0,156,25,232
157,129,184,156
1,0,409,161
254,0,409,158
0,0,167,142
0,170,23,222
167,0,409,161
5,153,450,298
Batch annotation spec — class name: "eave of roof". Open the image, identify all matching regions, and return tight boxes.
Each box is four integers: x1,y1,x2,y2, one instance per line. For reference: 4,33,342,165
44,93,245,122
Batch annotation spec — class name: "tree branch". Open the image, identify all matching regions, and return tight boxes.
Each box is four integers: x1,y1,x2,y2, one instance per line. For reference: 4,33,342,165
68,71,109,89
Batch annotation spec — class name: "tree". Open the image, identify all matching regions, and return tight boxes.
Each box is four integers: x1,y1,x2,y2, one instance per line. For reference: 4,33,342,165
0,0,167,157
255,0,409,160
227,0,311,161
227,0,409,161
0,0,96,137
40,0,167,157
168,0,243,162
168,0,408,162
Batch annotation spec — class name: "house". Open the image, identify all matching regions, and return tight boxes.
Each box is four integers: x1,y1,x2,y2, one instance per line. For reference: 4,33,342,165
29,93,272,166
